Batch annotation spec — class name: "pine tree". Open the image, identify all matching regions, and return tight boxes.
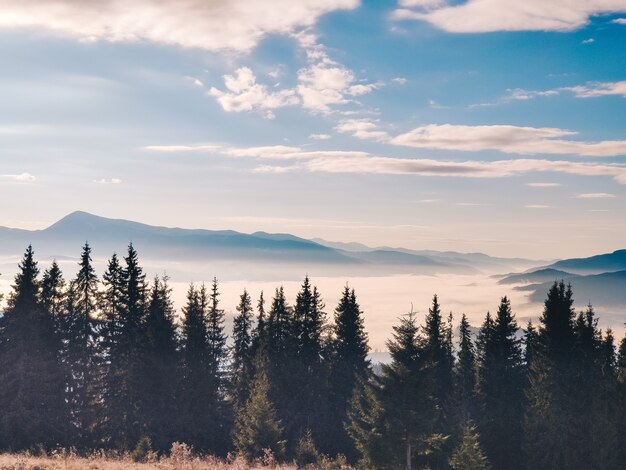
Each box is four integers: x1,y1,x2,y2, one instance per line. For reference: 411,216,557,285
265,286,297,442
349,311,439,470
448,424,490,470
475,297,524,470
142,276,179,451
96,252,125,446
231,289,255,409
422,294,454,465
180,284,211,449
252,290,267,350
328,286,370,459
617,333,626,467
525,281,577,469
291,277,328,448
61,243,101,446
455,314,476,423
205,277,230,454
98,245,148,449
233,360,286,462
40,260,66,318
0,246,68,449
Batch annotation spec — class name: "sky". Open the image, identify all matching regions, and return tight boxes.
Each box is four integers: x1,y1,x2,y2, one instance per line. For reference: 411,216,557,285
2,0,626,259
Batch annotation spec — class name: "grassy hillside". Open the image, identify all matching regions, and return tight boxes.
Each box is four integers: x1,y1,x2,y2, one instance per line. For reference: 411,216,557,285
0,445,352,469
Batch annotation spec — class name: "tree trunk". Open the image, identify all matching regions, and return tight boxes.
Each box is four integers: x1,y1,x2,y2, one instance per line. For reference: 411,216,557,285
406,440,412,470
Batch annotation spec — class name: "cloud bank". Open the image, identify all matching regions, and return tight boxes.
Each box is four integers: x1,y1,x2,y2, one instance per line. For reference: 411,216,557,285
337,120,626,157
393,0,626,33
144,143,626,184
0,0,359,52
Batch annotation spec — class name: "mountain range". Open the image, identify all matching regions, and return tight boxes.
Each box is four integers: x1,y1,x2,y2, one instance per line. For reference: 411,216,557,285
0,211,543,277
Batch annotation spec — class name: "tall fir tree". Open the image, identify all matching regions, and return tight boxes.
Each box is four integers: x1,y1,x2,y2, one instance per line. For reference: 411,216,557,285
292,277,328,449
475,297,524,470
328,286,370,459
349,311,440,470
422,294,454,467
525,281,578,469
98,245,148,449
205,277,231,454
142,275,179,451
62,243,100,446
231,289,255,409
233,359,286,462
40,260,66,318
455,314,476,424
265,286,299,449
180,284,212,449
0,246,68,449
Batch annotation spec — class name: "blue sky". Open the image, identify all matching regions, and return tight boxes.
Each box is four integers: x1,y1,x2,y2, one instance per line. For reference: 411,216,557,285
1,0,626,258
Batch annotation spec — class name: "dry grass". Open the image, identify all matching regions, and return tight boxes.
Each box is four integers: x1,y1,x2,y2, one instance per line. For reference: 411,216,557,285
0,444,353,470
0,453,291,470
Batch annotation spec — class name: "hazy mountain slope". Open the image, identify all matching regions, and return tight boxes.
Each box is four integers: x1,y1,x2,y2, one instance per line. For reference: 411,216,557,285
498,268,579,285
547,249,626,274
518,270,626,305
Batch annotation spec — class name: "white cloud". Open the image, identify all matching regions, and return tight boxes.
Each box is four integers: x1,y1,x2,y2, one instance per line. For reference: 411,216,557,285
392,77,408,85
525,205,551,209
94,178,122,184
1,172,36,182
527,182,562,188
582,37,595,43
471,80,626,108
309,133,332,140
392,0,626,33
335,119,390,141
389,124,626,157
0,0,359,52
144,142,626,184
399,0,446,8
612,17,626,23
564,80,626,98
208,67,299,119
576,192,615,198
208,32,378,116
143,144,222,153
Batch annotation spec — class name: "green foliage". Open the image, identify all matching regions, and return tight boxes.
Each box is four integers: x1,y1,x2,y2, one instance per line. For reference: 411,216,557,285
233,364,286,462
130,436,154,462
0,244,623,470
295,429,321,467
449,425,489,470
0,246,69,449
328,286,370,459
476,297,524,470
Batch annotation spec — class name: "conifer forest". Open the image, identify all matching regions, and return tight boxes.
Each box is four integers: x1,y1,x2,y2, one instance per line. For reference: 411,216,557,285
0,243,624,470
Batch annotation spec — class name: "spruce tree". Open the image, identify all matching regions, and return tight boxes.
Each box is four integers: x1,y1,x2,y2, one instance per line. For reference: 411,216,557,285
231,289,255,409
0,246,68,449
96,252,125,446
329,286,370,459
62,243,100,446
422,294,454,465
180,284,211,449
475,297,523,470
292,277,327,448
349,311,439,469
40,260,66,318
205,277,230,454
99,245,148,449
525,281,577,469
448,424,490,470
142,276,179,451
455,314,476,424
233,359,286,462
265,286,299,448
